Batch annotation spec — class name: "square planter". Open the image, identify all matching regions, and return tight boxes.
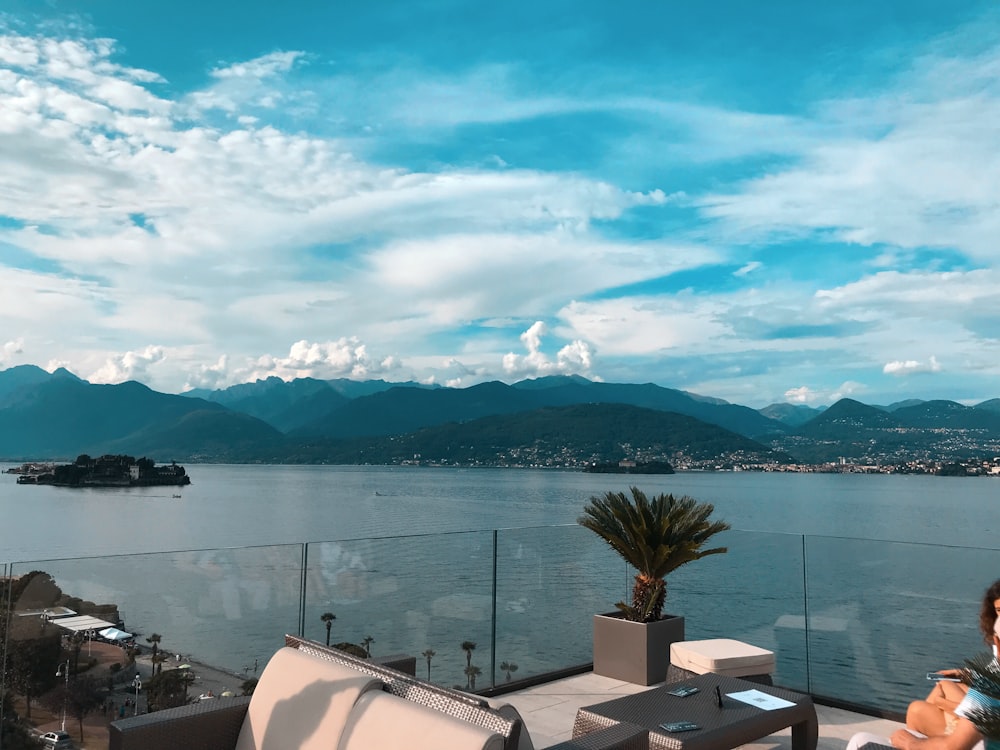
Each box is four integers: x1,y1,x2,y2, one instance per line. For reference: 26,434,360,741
592,611,685,685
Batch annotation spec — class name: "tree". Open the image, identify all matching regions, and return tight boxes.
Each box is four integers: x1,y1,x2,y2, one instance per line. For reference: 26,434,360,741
500,660,518,682
578,487,730,622
146,633,162,663
63,675,103,744
321,612,336,646
240,678,258,696
1,686,41,750
5,632,61,719
460,641,476,669
464,665,482,691
151,651,168,675
68,632,84,675
145,668,195,712
361,635,374,657
460,641,476,689
421,649,436,681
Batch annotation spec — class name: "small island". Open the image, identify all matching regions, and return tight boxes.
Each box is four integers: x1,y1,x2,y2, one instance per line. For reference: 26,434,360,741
583,459,675,474
13,454,191,487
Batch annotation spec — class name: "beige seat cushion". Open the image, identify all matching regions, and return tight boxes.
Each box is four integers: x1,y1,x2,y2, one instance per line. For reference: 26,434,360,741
235,646,383,750
338,691,505,750
670,638,775,677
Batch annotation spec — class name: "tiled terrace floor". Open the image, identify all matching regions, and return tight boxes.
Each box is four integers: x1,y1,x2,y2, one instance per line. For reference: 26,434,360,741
501,672,904,750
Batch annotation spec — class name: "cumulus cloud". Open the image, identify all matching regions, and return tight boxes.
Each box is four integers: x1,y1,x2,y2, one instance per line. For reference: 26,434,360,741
189,51,307,114
237,338,400,382
1,338,24,365
784,386,817,404
88,345,166,384
883,356,942,376
501,321,595,379
184,355,230,391
829,381,867,401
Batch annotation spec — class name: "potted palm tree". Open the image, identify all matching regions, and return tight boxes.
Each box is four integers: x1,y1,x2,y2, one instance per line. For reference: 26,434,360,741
579,486,730,685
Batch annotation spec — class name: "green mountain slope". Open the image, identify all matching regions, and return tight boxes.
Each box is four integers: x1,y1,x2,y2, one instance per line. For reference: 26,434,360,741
300,403,794,466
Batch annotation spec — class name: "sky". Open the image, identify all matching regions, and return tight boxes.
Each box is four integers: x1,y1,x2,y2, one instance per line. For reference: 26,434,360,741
1,1,999,408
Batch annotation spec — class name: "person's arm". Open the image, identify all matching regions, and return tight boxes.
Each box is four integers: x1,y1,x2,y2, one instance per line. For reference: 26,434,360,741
892,717,983,750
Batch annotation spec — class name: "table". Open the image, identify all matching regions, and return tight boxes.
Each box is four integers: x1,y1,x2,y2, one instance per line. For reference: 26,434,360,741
573,672,818,750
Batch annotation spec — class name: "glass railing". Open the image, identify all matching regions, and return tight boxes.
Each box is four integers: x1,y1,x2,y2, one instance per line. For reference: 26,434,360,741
2,527,997,721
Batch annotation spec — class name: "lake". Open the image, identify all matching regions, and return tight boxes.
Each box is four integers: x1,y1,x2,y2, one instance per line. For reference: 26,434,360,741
3,465,996,561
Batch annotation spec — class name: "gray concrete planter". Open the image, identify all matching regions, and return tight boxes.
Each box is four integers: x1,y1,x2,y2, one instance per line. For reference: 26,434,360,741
592,611,685,686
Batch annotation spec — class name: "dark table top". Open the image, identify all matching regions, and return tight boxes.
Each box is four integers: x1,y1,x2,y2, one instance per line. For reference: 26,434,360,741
577,672,817,750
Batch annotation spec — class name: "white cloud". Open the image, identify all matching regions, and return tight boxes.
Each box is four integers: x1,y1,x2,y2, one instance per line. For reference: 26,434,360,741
210,51,305,80
1,338,24,362
697,44,1000,262
88,345,166,384
784,386,817,404
501,321,595,379
829,381,867,401
883,356,942,376
734,261,761,277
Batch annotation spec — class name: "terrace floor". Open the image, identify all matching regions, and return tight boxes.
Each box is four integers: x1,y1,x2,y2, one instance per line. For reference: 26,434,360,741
501,672,904,750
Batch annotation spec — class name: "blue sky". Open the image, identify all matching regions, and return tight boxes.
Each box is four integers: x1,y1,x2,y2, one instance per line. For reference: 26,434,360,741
1,1,999,408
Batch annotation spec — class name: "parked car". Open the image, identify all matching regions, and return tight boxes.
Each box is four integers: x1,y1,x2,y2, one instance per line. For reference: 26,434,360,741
40,730,74,749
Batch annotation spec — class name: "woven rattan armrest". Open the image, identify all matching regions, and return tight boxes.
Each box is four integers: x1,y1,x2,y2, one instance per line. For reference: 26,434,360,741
109,695,252,750
285,634,521,748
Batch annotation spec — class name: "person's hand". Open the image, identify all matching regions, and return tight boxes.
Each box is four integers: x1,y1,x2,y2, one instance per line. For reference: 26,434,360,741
938,669,962,678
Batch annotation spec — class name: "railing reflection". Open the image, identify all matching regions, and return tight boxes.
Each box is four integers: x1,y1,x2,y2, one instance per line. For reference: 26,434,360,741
2,528,998,719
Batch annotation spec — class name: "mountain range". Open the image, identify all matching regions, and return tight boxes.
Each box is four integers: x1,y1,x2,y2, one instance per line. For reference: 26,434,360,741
1,364,999,467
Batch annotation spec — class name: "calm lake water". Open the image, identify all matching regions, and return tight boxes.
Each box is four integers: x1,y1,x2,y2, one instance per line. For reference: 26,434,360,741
3,466,998,709
3,465,997,560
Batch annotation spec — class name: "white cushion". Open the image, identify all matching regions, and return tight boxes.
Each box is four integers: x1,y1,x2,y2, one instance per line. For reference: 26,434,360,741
235,646,382,750
670,638,775,677
338,691,505,750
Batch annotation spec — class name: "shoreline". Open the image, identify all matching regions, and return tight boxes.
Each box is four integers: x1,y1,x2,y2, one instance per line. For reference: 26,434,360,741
133,650,257,698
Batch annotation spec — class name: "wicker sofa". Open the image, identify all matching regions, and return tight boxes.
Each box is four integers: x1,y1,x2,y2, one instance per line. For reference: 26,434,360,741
108,635,645,750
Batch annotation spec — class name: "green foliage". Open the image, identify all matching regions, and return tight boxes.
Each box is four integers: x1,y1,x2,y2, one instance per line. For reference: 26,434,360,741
579,487,730,622
146,669,195,712
333,642,367,658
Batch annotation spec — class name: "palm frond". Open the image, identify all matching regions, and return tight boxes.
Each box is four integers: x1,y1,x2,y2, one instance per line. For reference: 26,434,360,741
579,486,730,621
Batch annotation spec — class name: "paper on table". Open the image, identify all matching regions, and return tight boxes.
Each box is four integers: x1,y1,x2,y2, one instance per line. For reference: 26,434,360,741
726,689,796,711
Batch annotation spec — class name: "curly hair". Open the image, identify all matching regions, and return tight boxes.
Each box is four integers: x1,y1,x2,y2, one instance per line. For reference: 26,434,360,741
978,578,1000,643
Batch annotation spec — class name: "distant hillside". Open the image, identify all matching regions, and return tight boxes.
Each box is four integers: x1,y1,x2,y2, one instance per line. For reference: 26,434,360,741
4,365,1000,467
327,378,438,398
184,376,349,433
0,375,228,459
768,397,1000,463
758,402,823,427
977,399,1000,415
0,364,81,407
96,410,284,462
893,400,1000,430
291,376,786,441
287,403,795,466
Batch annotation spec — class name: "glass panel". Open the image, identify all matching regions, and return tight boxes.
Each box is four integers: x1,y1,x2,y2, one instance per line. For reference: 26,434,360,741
304,531,495,692
803,536,999,712
495,524,627,687
9,544,303,685
668,530,808,690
